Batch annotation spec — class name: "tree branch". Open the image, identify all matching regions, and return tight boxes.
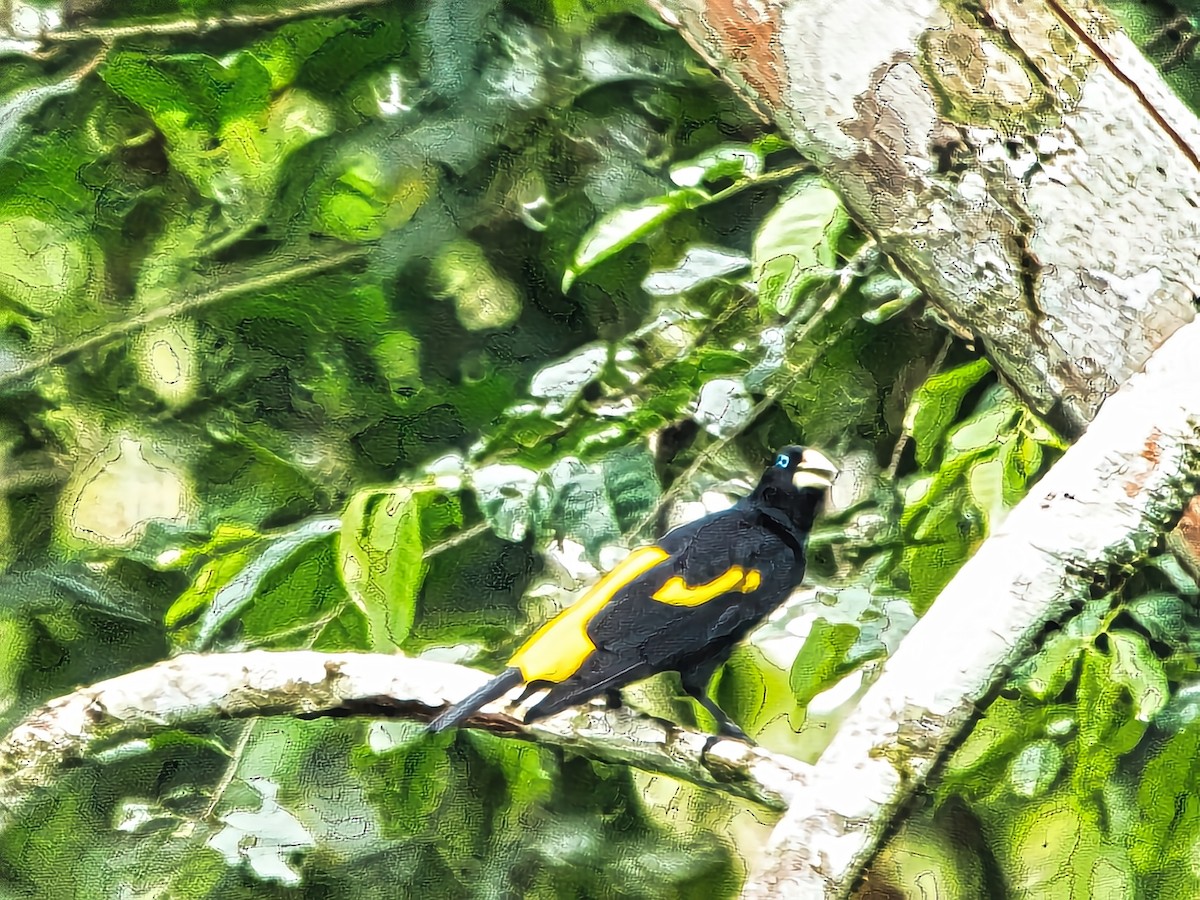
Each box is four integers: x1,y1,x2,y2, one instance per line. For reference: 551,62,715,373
744,316,1200,896
0,248,366,394
2,0,393,47
0,650,811,834
647,0,1200,438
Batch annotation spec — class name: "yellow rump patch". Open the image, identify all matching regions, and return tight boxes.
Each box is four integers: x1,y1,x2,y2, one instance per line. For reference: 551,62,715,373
651,566,761,607
508,545,670,684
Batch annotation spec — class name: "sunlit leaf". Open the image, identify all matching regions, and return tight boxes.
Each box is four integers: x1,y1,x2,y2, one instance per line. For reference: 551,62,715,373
1001,432,1044,505
338,485,428,651
1002,795,1134,899
563,189,707,291
1009,629,1084,701
1109,630,1169,722
669,143,764,188
789,617,860,705
1005,739,1063,798
528,343,610,416
752,176,848,316
192,517,340,648
641,245,749,296
904,358,992,467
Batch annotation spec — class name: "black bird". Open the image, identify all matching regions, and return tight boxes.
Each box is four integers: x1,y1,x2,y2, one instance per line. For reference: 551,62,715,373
427,445,837,740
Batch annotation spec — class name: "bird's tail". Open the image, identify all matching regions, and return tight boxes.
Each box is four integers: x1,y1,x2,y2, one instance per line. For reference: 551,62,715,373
523,659,646,723
427,667,524,734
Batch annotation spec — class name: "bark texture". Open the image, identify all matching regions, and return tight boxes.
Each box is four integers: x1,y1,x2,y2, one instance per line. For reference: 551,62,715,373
0,651,811,834
649,0,1199,437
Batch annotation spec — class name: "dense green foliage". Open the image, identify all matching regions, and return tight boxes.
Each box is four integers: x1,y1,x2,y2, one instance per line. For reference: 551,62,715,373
0,0,1194,897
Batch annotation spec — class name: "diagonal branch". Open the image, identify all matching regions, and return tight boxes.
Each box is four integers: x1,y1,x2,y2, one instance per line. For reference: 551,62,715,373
0,247,366,394
3,0,394,47
744,315,1200,897
0,650,811,835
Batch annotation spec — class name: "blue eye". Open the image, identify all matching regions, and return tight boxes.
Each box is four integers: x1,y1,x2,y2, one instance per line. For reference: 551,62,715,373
774,452,790,468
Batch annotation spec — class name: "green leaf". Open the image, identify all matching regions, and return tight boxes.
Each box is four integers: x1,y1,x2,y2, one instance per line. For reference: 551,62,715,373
337,486,430,651
1005,739,1063,798
1009,629,1084,701
0,216,100,317
472,463,545,543
942,697,1039,800
641,245,749,296
1077,645,1123,748
966,450,1005,527
0,614,31,713
945,392,1022,455
1125,592,1190,644
789,618,861,705
192,517,341,648
1001,432,1044,505
358,738,454,841
373,330,423,396
1145,554,1200,596
563,189,707,290
1154,683,1200,735
250,18,355,91
208,776,315,886
1131,721,1200,875
752,176,849,316
779,326,877,446
1075,644,1147,794
904,358,992,467
433,239,522,331
1022,411,1068,450
101,52,228,134
601,445,660,534
528,343,609,416
860,287,921,325
317,155,430,242
898,443,990,534
1002,794,1134,899
713,643,793,741
101,51,330,229
1109,630,1169,722
100,51,272,160
165,543,259,628
669,143,764,188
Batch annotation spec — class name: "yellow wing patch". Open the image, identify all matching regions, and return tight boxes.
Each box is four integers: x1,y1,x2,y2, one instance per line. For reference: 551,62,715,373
508,546,670,684
652,566,761,607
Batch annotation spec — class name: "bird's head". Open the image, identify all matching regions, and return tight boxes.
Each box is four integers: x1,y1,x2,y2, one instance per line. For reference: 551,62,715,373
751,445,838,526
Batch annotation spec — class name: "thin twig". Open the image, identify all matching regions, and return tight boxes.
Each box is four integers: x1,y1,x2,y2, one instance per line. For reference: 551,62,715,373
0,247,367,392
705,162,814,203
10,0,394,45
421,520,490,560
201,720,255,822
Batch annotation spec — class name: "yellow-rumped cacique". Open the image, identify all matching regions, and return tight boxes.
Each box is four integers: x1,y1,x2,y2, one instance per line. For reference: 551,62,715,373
427,445,837,740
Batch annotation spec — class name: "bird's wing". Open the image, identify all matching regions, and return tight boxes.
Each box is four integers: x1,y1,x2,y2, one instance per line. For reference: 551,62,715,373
506,506,760,685
587,508,783,667
506,544,672,684
521,507,804,723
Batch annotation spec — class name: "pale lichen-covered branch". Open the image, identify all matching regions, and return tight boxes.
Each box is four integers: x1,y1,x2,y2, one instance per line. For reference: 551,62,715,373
0,0,393,50
744,316,1200,898
0,650,811,834
648,0,1200,438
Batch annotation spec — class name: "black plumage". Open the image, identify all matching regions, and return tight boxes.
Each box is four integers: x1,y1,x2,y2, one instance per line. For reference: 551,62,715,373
427,445,836,739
